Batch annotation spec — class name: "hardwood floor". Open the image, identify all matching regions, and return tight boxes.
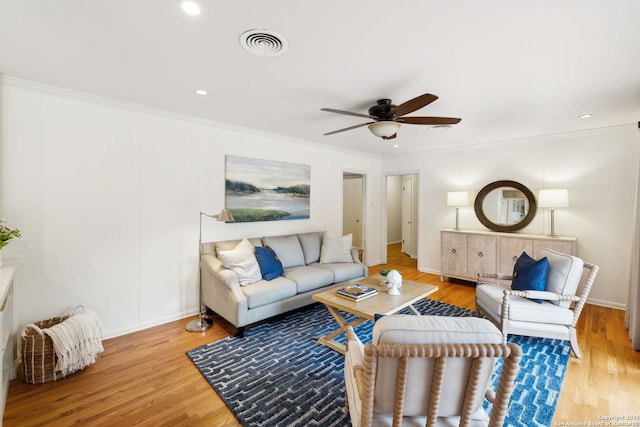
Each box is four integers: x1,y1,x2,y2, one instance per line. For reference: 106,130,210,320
4,244,639,426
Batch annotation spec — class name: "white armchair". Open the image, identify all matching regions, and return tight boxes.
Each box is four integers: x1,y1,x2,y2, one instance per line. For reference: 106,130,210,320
344,315,522,427
476,248,599,358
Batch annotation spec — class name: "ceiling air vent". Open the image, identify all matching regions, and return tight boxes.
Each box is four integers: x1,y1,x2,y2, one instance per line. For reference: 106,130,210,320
240,29,288,57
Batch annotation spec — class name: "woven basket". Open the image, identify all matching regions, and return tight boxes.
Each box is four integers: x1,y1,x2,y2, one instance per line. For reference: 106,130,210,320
21,305,85,384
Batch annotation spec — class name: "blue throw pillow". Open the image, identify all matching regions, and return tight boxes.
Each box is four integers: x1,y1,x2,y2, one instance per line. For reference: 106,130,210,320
511,252,550,304
254,246,284,281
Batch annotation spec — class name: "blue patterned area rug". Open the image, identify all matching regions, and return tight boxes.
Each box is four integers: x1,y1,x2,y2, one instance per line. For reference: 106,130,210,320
186,299,570,427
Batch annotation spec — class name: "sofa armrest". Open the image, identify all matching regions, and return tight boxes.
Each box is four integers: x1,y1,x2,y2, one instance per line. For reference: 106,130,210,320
350,247,369,277
200,253,249,328
350,247,362,262
201,253,239,289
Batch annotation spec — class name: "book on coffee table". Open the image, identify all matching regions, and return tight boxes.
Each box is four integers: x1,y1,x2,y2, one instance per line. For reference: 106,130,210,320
336,284,378,301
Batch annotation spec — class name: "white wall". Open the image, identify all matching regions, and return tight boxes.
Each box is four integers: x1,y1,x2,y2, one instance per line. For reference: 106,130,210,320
2,78,636,339
0,79,382,338
383,125,640,309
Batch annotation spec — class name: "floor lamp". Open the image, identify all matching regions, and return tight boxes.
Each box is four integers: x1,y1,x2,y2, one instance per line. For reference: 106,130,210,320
186,208,234,332
538,189,569,238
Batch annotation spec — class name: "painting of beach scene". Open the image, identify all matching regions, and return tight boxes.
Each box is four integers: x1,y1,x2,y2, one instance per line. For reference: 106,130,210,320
225,156,310,222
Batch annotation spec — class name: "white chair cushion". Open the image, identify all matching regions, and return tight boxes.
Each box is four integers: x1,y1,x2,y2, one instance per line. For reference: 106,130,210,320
539,249,584,308
476,284,574,326
373,315,503,345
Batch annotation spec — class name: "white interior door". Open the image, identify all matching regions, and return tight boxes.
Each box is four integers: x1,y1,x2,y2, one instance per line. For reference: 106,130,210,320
343,175,363,248
401,176,413,256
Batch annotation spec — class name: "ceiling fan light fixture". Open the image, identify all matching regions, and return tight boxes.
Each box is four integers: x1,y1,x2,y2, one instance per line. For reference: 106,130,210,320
368,121,401,139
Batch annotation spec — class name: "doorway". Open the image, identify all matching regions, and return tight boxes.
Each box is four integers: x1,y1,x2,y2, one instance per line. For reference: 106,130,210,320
386,174,418,258
343,172,365,252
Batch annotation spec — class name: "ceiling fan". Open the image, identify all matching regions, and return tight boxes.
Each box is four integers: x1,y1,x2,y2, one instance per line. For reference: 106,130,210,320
321,93,461,140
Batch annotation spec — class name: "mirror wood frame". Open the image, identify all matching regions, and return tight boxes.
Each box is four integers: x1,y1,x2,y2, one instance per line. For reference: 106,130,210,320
474,180,537,232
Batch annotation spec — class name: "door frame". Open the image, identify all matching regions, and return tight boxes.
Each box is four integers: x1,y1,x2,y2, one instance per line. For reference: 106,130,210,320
381,170,420,264
342,170,366,263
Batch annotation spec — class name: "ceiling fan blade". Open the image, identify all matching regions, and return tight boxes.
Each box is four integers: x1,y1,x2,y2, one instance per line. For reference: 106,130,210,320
323,122,374,136
388,93,438,118
398,116,462,125
321,108,377,119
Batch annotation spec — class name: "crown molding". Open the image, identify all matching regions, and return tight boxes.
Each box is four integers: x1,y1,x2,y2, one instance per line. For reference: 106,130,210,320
0,76,381,160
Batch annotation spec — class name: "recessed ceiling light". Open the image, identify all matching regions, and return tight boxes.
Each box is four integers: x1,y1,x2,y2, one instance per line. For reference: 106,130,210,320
179,0,201,16
578,113,593,119
194,89,207,96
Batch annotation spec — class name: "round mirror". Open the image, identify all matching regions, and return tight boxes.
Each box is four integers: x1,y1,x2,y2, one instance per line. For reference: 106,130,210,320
474,180,537,232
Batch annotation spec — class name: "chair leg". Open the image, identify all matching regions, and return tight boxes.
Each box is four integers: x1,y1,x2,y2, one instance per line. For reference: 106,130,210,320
569,328,582,359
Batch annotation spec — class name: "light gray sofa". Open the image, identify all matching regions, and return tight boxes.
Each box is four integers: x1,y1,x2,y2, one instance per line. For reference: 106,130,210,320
200,231,368,335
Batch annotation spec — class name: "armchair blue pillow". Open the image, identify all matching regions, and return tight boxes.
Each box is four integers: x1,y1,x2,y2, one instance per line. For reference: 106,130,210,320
254,246,284,281
511,252,550,304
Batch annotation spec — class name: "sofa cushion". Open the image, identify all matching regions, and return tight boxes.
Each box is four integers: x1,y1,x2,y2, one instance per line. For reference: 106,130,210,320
254,246,284,281
539,249,584,308
283,265,334,293
320,231,353,263
511,252,550,303
311,261,365,283
217,239,262,286
263,234,305,268
297,232,322,264
241,276,297,309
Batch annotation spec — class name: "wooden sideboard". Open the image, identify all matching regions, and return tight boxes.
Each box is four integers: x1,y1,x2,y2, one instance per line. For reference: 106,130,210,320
440,229,577,283
0,263,16,420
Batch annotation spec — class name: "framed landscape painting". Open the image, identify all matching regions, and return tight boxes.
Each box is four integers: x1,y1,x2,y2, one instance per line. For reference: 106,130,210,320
225,156,310,222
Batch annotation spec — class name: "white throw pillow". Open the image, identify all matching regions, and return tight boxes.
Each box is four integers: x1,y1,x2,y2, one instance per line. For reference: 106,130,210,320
217,238,262,286
320,232,353,263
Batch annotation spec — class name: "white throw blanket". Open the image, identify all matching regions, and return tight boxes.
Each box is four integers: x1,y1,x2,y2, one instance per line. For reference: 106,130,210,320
43,309,104,376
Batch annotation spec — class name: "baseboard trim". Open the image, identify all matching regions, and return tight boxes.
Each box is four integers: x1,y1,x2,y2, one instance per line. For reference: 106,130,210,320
586,298,626,310
103,309,197,339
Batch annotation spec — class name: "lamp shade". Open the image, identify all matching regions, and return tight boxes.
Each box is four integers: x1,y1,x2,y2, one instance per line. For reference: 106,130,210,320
538,189,569,208
216,208,234,222
447,191,471,207
368,121,401,138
